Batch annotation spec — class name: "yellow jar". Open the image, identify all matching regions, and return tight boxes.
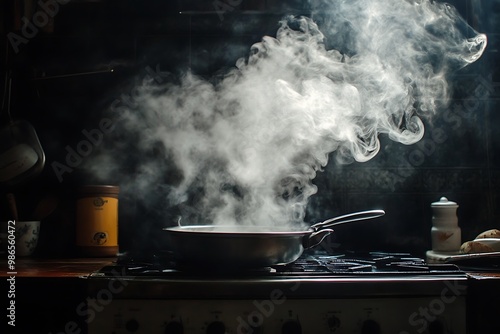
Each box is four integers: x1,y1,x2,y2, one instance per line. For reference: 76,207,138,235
76,185,119,257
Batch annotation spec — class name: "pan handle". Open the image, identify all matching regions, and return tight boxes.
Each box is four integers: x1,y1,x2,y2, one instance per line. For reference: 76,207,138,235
310,209,385,231
303,229,334,249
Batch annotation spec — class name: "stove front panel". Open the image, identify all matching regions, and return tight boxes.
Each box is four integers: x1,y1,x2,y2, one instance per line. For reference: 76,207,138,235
87,297,466,334
86,276,467,334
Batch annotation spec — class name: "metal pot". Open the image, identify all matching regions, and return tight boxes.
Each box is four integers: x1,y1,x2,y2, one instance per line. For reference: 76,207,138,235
163,209,385,268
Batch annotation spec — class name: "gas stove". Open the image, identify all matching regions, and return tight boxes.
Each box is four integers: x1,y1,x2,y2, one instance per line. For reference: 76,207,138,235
86,251,467,334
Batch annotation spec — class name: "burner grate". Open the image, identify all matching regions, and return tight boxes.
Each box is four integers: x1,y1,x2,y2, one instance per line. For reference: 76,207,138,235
94,250,462,277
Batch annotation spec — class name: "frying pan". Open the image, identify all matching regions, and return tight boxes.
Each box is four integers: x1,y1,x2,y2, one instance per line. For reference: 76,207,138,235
163,209,385,268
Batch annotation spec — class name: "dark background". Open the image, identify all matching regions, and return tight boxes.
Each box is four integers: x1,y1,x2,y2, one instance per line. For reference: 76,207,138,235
0,0,499,258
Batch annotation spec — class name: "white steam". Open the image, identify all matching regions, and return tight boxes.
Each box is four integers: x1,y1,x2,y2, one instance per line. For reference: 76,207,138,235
89,0,486,227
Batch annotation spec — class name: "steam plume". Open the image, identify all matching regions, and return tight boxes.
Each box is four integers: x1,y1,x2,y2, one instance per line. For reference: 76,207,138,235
88,0,486,228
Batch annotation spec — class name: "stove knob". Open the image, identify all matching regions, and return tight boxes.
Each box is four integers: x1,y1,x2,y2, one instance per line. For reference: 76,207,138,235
327,315,341,330
281,320,302,334
206,321,225,334
361,319,381,334
125,319,139,332
164,321,184,334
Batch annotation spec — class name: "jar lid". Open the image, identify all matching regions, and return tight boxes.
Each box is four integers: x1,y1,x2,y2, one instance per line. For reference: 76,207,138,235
78,185,120,197
431,196,458,208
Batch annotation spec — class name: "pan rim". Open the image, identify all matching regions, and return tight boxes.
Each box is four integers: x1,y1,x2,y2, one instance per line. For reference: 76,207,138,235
163,225,312,235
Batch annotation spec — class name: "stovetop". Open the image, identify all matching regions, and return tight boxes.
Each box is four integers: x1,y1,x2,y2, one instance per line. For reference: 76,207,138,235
92,250,464,278
87,249,468,301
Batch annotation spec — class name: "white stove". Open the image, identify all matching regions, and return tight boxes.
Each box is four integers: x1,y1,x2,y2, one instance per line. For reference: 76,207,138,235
86,251,467,334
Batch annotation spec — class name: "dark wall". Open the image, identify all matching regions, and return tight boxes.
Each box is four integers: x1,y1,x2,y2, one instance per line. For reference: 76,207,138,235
311,0,500,256
0,0,499,257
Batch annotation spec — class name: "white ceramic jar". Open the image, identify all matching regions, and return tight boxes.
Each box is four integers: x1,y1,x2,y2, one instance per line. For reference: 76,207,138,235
431,197,461,252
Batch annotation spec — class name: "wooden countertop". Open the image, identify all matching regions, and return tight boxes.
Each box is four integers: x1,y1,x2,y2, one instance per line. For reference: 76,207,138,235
0,257,116,278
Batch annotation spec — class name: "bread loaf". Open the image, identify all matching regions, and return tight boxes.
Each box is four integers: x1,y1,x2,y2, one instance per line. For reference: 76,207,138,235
459,240,494,254
475,229,500,239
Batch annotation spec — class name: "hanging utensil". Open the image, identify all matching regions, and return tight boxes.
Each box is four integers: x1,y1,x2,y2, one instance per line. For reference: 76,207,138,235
0,72,45,186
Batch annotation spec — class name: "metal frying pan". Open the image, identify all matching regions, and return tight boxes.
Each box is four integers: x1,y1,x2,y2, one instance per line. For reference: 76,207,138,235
163,209,385,268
